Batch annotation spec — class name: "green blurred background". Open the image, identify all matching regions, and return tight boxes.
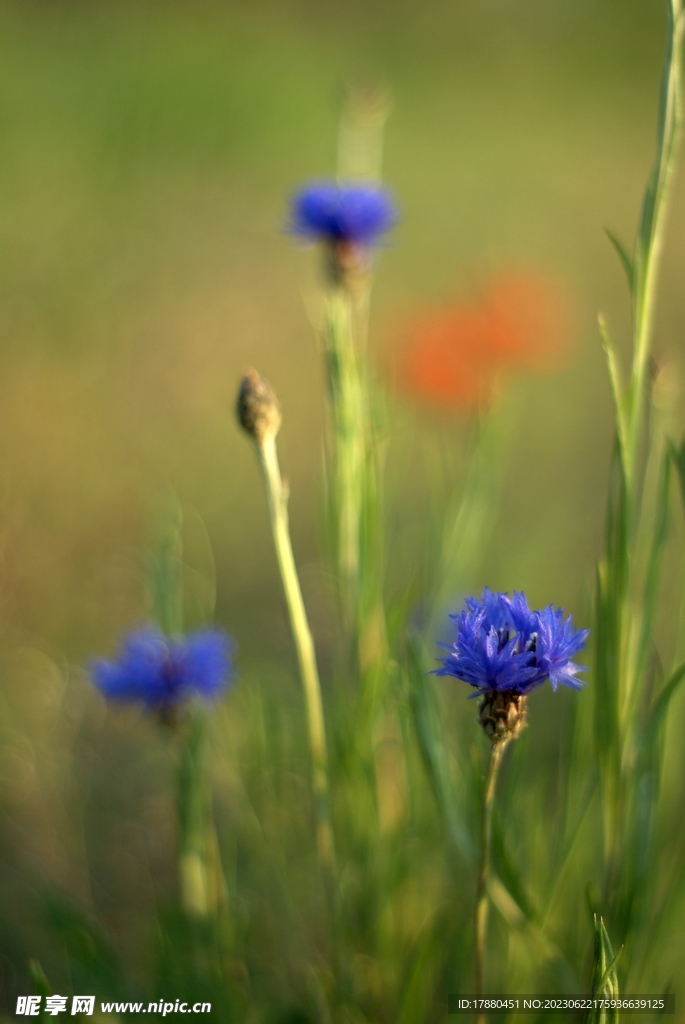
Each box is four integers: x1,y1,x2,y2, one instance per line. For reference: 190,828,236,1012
1,0,685,1016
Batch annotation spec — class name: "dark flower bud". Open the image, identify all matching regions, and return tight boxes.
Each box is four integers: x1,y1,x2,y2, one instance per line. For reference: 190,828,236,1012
236,369,282,446
478,690,528,745
325,239,370,287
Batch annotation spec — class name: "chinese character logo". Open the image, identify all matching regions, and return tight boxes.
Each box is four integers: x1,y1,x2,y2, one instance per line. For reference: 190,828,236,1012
45,996,69,1015
71,997,95,1016
16,994,95,1017
16,996,41,1016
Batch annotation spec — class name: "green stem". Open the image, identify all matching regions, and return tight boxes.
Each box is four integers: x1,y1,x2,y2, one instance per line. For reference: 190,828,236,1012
324,286,389,697
258,433,336,878
474,741,506,1023
178,709,211,918
628,0,683,479
597,0,683,913
324,289,366,621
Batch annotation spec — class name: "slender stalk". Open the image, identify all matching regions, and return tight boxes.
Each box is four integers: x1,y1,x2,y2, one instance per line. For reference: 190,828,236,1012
474,740,506,1022
628,0,683,478
258,433,336,877
336,80,391,185
178,709,211,918
148,496,216,919
429,414,501,638
325,82,391,674
324,285,389,697
324,289,366,620
597,0,683,911
624,0,683,716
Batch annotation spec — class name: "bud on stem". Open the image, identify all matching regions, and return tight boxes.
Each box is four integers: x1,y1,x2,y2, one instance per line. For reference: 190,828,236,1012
236,369,282,447
236,370,336,885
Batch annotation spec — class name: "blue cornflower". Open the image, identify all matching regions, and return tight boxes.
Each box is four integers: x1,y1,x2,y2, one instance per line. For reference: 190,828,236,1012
91,628,232,712
437,588,589,697
289,181,397,247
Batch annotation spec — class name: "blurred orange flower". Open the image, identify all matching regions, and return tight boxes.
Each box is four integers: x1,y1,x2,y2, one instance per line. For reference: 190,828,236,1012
397,270,571,411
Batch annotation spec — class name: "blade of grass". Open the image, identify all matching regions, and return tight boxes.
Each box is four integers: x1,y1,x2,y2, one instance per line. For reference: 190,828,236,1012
634,448,671,688
405,635,473,860
595,945,624,1000
628,0,683,469
669,434,685,511
598,316,628,471
585,915,620,1024
605,229,634,293
148,490,184,636
641,660,685,756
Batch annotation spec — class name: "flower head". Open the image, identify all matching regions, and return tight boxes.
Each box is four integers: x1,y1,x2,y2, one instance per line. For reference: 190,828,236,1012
91,628,233,712
436,588,588,697
289,182,397,248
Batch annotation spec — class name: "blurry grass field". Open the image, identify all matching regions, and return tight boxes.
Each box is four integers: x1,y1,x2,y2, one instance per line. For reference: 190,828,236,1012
2,0,685,1020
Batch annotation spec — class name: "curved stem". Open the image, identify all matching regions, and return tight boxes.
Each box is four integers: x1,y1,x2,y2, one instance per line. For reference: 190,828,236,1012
258,434,336,880
474,741,506,1024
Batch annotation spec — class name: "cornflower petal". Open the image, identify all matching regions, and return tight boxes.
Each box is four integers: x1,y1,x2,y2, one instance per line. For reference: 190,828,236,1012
289,181,397,247
91,628,233,711
436,588,588,697
535,605,590,692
